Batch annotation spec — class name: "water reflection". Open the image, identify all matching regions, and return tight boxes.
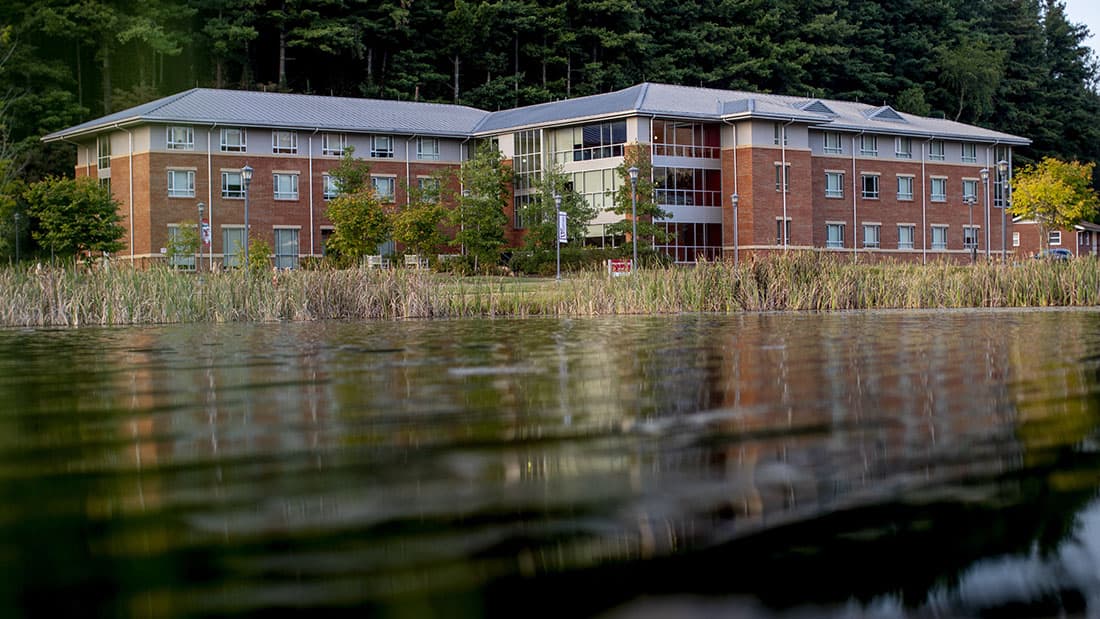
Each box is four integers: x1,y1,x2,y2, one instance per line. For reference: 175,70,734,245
0,311,1099,616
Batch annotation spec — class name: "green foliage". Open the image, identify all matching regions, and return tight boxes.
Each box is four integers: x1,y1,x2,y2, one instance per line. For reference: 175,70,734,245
1010,158,1100,250
23,176,124,258
392,176,446,259
323,147,391,266
247,235,271,273
165,220,199,268
453,140,509,273
520,165,598,251
608,144,670,248
936,37,1007,122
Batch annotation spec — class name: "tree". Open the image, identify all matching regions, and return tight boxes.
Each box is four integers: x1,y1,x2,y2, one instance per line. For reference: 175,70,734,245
607,144,669,249
936,37,1006,122
1009,157,1100,252
323,149,390,266
521,164,596,250
392,175,446,259
453,140,509,272
23,176,124,258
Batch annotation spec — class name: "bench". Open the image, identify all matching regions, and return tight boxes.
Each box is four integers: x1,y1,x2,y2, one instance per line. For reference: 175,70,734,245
404,254,429,269
365,254,388,269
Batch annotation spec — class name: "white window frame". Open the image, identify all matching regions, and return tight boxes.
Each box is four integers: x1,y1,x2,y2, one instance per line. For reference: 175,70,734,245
167,169,196,198
97,135,111,169
931,225,948,250
221,171,244,199
773,123,788,146
823,132,843,155
962,179,978,200
416,137,440,161
861,173,879,199
895,137,912,159
371,135,394,158
964,225,980,249
931,177,947,202
962,143,977,163
220,128,247,152
898,224,915,250
929,140,945,161
274,227,300,270
322,173,340,200
417,176,441,202
1013,231,1021,247
863,223,881,248
272,130,298,154
273,172,299,200
166,126,194,150
825,171,844,198
322,133,347,156
222,226,246,268
826,222,845,248
372,175,396,202
860,135,878,157
897,175,914,201
167,225,195,270
1050,230,1062,245
776,217,791,245
775,163,790,192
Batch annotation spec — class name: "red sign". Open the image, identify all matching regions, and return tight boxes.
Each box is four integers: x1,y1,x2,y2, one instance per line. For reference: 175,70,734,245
608,258,633,276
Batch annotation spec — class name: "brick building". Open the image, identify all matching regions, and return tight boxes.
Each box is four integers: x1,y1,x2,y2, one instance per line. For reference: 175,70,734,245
44,83,1029,267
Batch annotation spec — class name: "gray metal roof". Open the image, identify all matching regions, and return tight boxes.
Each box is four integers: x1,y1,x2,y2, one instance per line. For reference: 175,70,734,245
474,82,1030,145
44,82,1029,146
43,88,490,141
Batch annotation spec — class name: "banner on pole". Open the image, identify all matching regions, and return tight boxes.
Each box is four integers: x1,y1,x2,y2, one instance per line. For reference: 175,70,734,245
557,211,568,243
201,221,211,246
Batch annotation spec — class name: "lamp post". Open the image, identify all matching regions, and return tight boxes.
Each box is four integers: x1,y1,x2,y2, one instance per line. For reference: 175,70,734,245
997,159,1009,263
13,212,19,264
197,202,205,273
730,193,739,267
980,168,990,261
241,164,253,267
964,195,976,263
554,193,562,282
628,166,639,271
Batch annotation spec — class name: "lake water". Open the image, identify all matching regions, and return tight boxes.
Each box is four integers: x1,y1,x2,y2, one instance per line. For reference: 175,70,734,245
3,310,1100,617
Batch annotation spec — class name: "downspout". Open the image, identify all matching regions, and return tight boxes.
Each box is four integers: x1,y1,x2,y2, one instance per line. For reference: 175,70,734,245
780,119,794,250
309,128,319,256
458,135,472,256
852,131,862,260
986,139,999,260
207,124,214,270
922,136,932,264
1008,146,1014,260
405,134,417,206
114,124,135,264
721,117,740,258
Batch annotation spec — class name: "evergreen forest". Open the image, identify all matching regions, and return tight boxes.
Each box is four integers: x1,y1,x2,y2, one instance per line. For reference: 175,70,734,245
2,0,1099,203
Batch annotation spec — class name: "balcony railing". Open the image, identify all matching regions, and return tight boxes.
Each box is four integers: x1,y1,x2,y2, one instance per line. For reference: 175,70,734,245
653,144,721,159
553,144,624,164
655,188,722,207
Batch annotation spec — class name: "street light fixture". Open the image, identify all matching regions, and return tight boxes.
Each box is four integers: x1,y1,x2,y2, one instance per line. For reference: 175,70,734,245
730,193,739,267
554,193,562,282
628,166,639,271
997,159,1010,263
964,195,976,263
197,202,205,273
241,164,253,267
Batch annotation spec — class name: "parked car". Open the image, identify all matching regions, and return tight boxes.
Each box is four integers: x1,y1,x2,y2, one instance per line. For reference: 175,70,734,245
1035,248,1073,260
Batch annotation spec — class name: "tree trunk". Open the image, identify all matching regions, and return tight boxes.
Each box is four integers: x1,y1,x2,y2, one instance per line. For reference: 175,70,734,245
101,40,112,114
76,42,83,109
566,54,571,96
215,59,224,89
278,27,287,88
453,54,460,102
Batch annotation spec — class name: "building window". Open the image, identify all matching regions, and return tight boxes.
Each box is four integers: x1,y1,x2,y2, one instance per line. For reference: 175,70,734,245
563,120,628,161
863,224,881,248
962,143,977,163
931,178,947,202
776,218,791,245
223,227,245,268
898,225,915,250
274,228,299,270
322,133,347,156
167,225,195,270
222,171,244,199
273,173,299,200
823,132,843,155
1050,230,1062,245
929,140,945,161
167,169,195,198
862,174,879,199
826,223,845,248
416,137,440,160
220,128,246,152
895,137,912,159
370,135,394,158
99,177,111,192
964,226,979,249
1013,231,1021,247
97,135,111,169
322,174,339,200
775,163,790,192
417,176,441,202
372,176,395,202
931,225,948,250
654,167,722,206
272,130,298,154
860,135,878,157
963,179,978,200
898,176,914,201
773,123,788,146
167,126,194,150
825,172,844,198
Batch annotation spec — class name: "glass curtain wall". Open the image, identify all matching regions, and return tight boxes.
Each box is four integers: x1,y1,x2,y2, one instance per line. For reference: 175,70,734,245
651,121,720,158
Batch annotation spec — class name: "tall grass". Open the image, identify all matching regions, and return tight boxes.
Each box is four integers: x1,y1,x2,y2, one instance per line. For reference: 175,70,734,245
2,253,1099,326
